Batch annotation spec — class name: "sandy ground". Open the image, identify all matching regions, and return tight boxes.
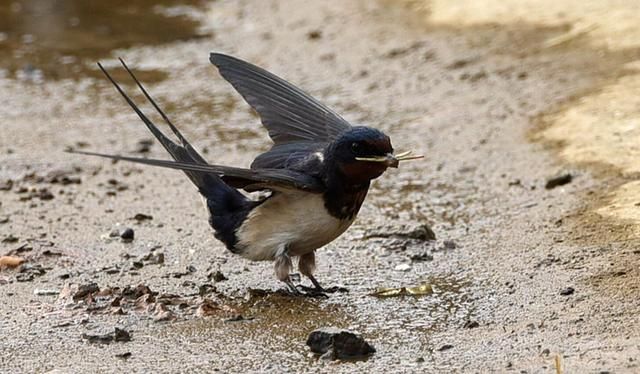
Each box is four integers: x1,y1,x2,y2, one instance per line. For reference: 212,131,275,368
1,0,639,372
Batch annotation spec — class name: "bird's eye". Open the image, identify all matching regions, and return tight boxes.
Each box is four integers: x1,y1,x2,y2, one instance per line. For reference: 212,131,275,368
351,142,359,152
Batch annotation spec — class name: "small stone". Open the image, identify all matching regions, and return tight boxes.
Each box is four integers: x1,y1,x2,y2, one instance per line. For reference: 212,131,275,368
141,252,164,265
120,228,134,242
545,173,573,190
443,240,456,250
82,327,130,344
34,289,59,296
153,305,175,322
463,320,479,329
115,352,132,359
208,270,228,282
410,253,434,262
0,179,13,191
225,314,252,322
437,344,454,351
306,327,376,360
307,30,322,40
135,139,153,153
196,299,220,317
560,287,575,296
114,327,131,342
133,213,153,221
394,263,411,272
73,283,100,300
2,234,19,243
0,255,25,267
198,284,216,296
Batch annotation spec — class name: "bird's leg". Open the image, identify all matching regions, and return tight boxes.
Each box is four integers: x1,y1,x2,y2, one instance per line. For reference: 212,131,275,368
275,247,301,296
298,252,328,297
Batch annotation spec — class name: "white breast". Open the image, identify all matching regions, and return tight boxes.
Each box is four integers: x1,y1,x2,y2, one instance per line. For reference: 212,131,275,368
235,190,354,261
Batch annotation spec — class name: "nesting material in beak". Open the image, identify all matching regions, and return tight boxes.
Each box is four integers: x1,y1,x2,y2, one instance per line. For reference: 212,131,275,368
355,150,423,168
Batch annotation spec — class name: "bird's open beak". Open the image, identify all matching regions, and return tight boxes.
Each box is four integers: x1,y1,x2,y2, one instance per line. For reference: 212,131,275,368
355,150,423,168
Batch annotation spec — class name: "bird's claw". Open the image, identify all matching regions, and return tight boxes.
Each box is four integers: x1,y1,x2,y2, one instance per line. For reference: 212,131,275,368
296,284,329,298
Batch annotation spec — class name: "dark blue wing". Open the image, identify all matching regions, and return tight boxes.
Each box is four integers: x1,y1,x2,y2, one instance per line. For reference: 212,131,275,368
209,53,352,145
250,142,326,171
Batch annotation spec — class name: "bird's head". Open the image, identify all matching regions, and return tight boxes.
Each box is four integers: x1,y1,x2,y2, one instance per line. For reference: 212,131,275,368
326,126,400,185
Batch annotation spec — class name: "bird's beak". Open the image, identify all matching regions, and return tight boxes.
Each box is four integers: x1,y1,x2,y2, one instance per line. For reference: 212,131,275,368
355,151,423,168
385,153,399,168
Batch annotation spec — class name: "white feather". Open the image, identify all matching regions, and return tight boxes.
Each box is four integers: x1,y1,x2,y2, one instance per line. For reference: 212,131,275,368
235,191,353,261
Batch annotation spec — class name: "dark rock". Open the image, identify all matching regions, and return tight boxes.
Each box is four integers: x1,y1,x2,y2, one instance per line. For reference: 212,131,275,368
306,327,375,360
141,252,164,265
0,216,9,224
443,240,457,250
307,30,322,40
16,263,46,282
437,344,454,351
2,234,19,243
122,284,156,299
73,283,100,300
198,284,216,296
447,58,473,69
0,179,13,191
135,139,153,153
225,314,253,322
120,228,134,242
82,327,130,344
208,270,228,282
37,188,54,200
364,224,436,241
560,287,575,296
115,352,132,359
133,213,153,221
463,320,479,329
82,332,114,344
114,327,131,342
410,253,434,262
545,173,573,189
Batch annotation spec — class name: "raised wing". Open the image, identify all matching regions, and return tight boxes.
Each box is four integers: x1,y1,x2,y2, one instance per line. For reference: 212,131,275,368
210,53,352,145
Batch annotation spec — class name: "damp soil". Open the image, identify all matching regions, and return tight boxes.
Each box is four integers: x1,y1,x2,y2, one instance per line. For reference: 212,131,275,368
1,0,640,372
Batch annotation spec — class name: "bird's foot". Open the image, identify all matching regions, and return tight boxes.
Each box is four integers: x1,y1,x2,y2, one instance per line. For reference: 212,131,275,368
296,284,329,298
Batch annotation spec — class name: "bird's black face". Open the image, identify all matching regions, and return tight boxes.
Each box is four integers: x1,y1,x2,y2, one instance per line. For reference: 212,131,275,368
328,126,397,185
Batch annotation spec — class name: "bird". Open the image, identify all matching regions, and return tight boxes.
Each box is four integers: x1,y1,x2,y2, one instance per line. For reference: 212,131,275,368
71,53,422,296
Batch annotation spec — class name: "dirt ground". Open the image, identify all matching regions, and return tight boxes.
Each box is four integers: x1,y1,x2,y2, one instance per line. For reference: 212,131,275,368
1,0,639,372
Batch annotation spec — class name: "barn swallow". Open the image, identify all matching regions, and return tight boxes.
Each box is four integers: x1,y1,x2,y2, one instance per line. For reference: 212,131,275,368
71,53,422,296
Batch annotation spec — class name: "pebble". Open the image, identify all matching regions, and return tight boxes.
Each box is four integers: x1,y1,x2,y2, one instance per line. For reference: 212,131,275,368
395,263,411,272
545,173,573,189
34,289,60,296
208,270,227,282
306,327,376,360
120,228,134,242
560,287,575,296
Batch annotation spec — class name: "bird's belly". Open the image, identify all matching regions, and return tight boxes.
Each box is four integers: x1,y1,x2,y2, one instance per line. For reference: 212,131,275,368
235,191,354,261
